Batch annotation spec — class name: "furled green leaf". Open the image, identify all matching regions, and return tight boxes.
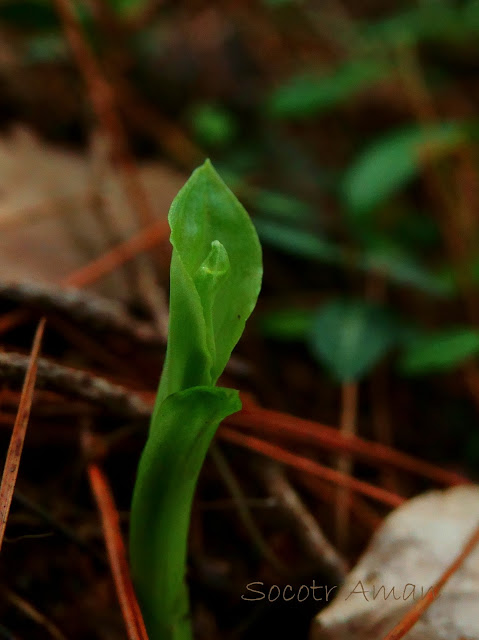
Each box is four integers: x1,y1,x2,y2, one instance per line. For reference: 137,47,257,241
342,123,466,217
267,59,388,119
399,328,479,374
308,300,400,382
130,160,262,640
157,159,262,407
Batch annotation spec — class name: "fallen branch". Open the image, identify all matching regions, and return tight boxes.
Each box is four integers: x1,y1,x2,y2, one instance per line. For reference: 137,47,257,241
0,279,162,348
0,352,150,420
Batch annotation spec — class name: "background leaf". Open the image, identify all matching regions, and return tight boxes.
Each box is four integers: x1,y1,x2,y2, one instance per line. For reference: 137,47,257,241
360,246,452,296
260,308,314,340
399,328,479,374
251,189,315,223
253,218,341,263
342,123,466,217
189,104,238,148
267,59,388,119
362,3,463,45
308,299,400,382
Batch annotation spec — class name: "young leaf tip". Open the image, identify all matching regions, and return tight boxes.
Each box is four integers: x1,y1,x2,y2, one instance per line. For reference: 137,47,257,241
159,155,263,398
190,157,223,185
197,240,230,278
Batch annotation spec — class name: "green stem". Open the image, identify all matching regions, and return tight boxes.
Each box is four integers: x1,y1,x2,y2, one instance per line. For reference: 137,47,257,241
130,387,241,640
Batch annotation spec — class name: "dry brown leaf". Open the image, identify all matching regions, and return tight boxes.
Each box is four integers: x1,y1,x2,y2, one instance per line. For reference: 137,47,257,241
0,125,184,299
311,485,479,640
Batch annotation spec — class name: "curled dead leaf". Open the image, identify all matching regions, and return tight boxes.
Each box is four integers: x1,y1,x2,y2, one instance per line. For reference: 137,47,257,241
311,485,479,640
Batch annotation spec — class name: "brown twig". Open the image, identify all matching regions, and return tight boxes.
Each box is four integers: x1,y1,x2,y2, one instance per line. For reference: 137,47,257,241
0,280,162,348
381,521,479,640
63,219,170,290
0,352,150,420
52,0,155,230
0,351,467,489
258,461,348,583
85,434,148,640
120,91,203,171
52,0,168,333
2,587,67,640
365,275,400,493
86,129,138,297
209,443,287,574
218,427,405,508
230,403,468,487
0,216,170,341
294,472,383,532
370,366,400,492
86,0,202,170
403,47,477,318
396,44,479,415
0,319,45,551
336,381,358,551
46,314,136,376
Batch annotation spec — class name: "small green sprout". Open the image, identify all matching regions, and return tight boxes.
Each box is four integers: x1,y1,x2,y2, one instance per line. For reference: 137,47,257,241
129,160,262,640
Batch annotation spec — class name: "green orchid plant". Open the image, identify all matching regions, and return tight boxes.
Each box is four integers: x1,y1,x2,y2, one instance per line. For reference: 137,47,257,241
129,160,262,640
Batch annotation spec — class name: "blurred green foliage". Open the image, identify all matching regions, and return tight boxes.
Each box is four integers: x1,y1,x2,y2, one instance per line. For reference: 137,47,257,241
262,300,410,383
3,0,479,386
399,329,479,374
267,59,389,120
342,123,467,217
188,104,238,148
308,300,401,383
362,0,479,45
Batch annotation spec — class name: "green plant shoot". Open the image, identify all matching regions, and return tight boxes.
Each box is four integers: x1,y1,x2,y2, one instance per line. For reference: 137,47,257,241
129,160,262,640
